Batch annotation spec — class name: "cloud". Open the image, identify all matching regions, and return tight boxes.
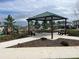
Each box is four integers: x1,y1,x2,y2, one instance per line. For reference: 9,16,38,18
0,0,78,21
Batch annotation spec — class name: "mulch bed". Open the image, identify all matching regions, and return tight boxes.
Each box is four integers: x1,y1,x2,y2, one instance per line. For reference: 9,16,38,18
8,38,79,48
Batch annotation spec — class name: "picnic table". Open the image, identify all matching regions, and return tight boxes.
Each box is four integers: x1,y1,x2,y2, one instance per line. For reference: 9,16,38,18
58,29,65,35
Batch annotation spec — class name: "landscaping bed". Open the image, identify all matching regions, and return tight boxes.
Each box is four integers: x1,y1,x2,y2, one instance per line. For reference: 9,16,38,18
8,38,79,48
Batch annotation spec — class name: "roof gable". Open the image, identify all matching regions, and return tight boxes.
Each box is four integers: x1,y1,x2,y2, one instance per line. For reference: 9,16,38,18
27,11,67,20
33,11,60,18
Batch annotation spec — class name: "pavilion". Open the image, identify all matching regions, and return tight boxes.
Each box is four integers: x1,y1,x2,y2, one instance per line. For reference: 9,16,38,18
26,11,67,39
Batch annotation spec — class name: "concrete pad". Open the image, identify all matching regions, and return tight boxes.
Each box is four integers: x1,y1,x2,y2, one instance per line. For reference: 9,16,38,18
0,47,79,59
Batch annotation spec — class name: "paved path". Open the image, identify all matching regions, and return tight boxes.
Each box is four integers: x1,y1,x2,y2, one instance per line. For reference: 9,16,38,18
0,37,39,48
0,33,79,48
0,33,79,59
0,47,79,59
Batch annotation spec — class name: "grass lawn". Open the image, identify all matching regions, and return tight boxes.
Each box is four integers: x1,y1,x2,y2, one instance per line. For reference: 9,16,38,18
0,33,29,42
0,35,6,37
0,35,13,42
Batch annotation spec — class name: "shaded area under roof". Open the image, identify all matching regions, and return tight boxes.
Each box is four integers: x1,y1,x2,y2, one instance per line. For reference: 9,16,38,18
26,11,68,39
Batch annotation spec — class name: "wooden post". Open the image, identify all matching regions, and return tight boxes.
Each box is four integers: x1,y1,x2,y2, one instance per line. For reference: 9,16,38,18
50,17,53,39
27,20,30,35
65,18,67,35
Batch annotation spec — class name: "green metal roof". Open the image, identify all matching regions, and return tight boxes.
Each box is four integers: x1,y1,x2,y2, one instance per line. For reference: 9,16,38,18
33,11,57,18
27,11,67,20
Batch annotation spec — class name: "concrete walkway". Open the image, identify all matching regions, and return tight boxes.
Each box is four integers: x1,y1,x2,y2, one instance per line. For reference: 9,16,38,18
0,36,39,48
0,33,79,59
0,47,79,59
0,33,79,48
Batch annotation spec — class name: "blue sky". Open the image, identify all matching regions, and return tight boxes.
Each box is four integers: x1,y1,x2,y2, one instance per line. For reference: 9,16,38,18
0,0,78,22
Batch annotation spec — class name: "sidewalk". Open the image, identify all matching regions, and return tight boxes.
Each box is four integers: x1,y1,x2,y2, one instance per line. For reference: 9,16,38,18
0,47,79,59
0,33,79,59
0,37,39,48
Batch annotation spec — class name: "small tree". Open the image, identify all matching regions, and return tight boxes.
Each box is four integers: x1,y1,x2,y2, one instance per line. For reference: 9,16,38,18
41,21,48,29
29,20,34,29
34,20,40,29
4,15,15,34
48,21,55,26
57,21,62,29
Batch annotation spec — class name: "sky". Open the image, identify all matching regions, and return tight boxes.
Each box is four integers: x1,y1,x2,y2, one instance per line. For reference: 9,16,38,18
0,0,78,22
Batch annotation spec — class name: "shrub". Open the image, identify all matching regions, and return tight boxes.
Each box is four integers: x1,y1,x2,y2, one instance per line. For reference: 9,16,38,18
67,29,79,36
60,41,69,46
14,33,29,39
17,43,22,47
40,37,47,41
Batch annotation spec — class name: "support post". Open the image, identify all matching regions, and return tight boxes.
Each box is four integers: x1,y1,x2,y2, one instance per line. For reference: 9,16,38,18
50,17,53,39
27,20,30,35
65,18,67,35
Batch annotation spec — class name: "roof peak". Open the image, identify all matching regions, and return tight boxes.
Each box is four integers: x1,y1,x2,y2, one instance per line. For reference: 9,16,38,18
27,11,67,20
32,11,56,18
